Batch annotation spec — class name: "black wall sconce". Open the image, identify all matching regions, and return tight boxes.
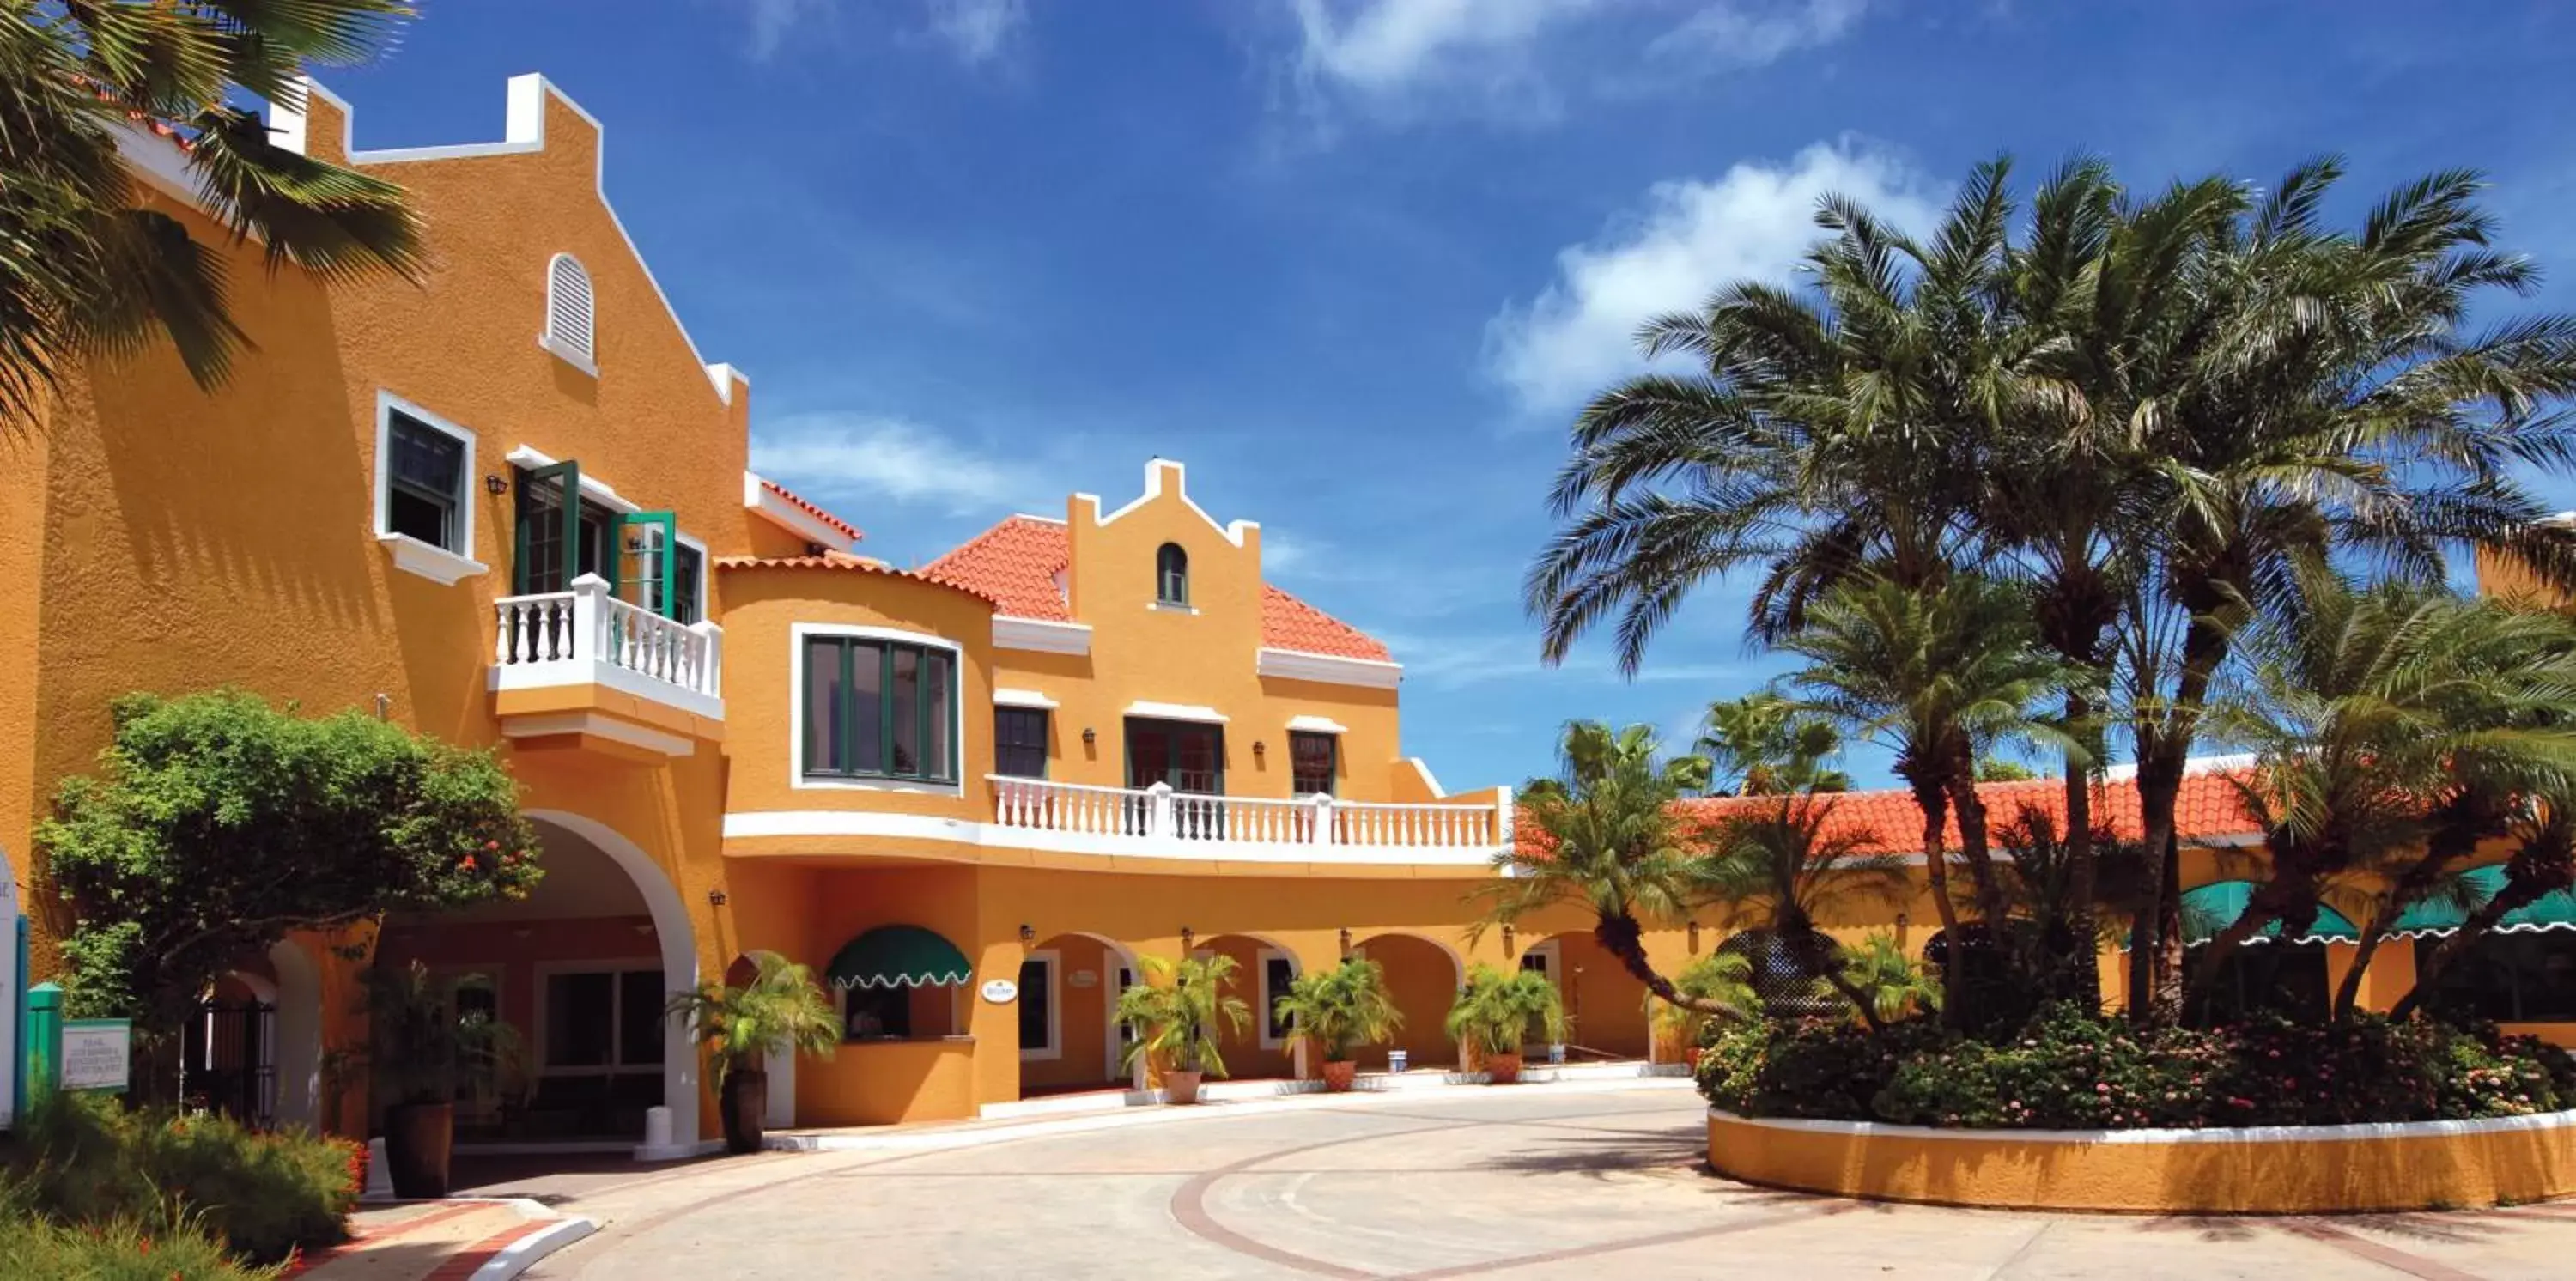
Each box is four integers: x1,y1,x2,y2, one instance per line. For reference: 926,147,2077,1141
1500,925,1516,957
1338,927,1352,957
1179,926,1194,952
1018,923,1036,946
1253,740,1267,761
705,887,728,908
483,473,508,495
1686,920,1701,954
1082,727,1097,746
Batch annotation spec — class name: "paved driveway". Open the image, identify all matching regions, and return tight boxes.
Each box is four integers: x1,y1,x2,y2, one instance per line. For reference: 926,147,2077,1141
515,1083,2576,1278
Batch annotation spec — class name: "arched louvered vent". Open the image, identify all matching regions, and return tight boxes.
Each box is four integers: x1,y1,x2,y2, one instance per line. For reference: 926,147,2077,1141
544,253,596,371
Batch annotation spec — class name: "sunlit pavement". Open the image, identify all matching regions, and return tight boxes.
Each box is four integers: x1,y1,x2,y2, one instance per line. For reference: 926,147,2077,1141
507,1082,2576,1279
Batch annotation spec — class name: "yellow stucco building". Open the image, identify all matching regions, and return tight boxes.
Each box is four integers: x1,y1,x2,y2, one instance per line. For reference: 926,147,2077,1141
7,73,2571,1158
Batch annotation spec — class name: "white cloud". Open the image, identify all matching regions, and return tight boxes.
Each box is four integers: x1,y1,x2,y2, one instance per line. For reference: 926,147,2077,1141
926,0,1027,64
1290,0,1600,94
741,0,820,60
750,415,1046,517
1649,0,1870,66
1484,139,1945,412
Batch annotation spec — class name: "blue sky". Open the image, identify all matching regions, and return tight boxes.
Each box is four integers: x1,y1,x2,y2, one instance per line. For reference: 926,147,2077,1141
322,1,2576,792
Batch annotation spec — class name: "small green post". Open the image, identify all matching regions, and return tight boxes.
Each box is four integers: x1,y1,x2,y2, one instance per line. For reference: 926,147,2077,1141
25,982,61,1102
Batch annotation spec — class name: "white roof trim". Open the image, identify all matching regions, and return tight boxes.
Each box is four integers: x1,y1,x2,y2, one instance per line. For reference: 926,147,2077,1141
1125,701,1229,725
1285,715,1348,734
1258,647,1402,689
1402,756,1447,798
505,445,639,513
993,688,1059,710
743,471,856,553
1092,459,1255,548
993,616,1092,656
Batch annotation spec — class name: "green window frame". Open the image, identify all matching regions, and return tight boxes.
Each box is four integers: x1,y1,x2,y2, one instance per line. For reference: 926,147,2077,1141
803,634,958,785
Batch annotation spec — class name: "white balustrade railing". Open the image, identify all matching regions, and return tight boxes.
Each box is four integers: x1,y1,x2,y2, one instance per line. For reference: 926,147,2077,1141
493,573,724,707
988,776,1508,855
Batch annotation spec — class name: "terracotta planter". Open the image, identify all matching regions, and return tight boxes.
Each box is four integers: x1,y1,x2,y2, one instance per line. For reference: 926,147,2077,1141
1485,1052,1524,1085
384,1102,453,1199
1320,1060,1358,1092
1163,1070,1205,1105
721,1069,769,1155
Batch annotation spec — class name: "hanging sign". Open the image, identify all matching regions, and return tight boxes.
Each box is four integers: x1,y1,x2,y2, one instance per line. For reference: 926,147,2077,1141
980,978,1019,1004
1069,969,1098,989
60,1020,131,1093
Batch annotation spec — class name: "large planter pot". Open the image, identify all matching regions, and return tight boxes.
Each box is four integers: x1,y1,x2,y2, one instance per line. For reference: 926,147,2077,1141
1320,1060,1358,1093
1163,1070,1205,1105
1485,1053,1524,1085
720,1069,769,1155
384,1102,453,1199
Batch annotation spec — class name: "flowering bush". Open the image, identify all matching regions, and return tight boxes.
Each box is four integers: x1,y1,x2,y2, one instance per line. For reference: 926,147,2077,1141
0,1206,271,1281
4,1093,356,1264
1698,1004,2576,1130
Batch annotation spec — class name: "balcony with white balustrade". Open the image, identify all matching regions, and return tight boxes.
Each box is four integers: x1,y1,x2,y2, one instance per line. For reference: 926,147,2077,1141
489,573,724,756
987,776,1513,866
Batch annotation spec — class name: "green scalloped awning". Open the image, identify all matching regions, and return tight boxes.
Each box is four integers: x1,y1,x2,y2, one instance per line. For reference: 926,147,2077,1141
2391,865,2576,939
825,925,972,990
2178,880,2360,946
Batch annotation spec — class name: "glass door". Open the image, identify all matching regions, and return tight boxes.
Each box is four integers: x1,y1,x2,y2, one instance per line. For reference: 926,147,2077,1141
615,511,677,616
513,461,582,594
1125,719,1222,793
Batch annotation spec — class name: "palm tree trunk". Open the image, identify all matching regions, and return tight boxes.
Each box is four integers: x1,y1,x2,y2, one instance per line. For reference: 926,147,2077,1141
1944,761,2012,927
1591,914,1752,1022
1905,776,1965,1026
2127,611,2223,1026
2332,913,2390,1023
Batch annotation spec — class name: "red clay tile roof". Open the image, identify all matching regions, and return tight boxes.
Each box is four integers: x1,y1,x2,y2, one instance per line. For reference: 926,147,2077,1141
756,477,862,541
714,555,997,604
1516,772,2261,861
919,516,1391,660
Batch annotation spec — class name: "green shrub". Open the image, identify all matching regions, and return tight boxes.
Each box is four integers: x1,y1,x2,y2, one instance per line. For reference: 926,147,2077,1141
1700,1004,2576,1130
4,1094,357,1265
0,1206,276,1280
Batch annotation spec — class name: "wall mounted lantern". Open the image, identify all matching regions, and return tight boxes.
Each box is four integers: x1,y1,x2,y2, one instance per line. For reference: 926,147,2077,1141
705,887,728,908
1180,926,1194,952
483,473,508,495
1338,927,1352,957
1686,920,1701,954
1082,727,1097,746
1500,925,1516,957
1018,923,1036,946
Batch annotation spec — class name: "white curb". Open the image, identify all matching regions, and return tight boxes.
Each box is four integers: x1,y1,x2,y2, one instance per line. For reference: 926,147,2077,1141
470,1209,598,1281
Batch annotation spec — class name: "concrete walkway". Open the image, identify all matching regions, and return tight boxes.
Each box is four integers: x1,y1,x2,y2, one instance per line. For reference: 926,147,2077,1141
507,1079,2576,1278
290,1197,591,1280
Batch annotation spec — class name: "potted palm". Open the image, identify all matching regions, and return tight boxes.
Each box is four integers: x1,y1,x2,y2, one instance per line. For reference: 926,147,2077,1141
1272,957,1403,1092
1446,963,1564,1085
1114,953,1250,1104
363,962,515,1198
665,950,840,1153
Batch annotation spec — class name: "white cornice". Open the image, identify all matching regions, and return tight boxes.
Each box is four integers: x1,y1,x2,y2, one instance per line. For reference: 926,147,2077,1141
1124,701,1228,725
1257,647,1402,689
743,472,856,552
993,616,1092,655
505,445,640,513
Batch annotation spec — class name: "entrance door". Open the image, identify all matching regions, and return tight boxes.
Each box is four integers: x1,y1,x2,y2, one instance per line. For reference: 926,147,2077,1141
1109,960,1138,1084
1125,719,1222,793
1517,945,1560,1054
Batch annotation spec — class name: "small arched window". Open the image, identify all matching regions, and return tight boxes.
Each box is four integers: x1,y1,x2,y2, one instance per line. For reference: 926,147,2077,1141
544,252,596,371
1155,543,1188,606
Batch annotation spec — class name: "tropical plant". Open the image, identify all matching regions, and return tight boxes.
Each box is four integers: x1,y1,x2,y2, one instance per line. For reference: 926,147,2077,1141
1445,963,1565,1061
0,0,424,428
1647,950,1758,1050
1837,932,1942,1024
1115,954,1252,1078
1476,721,1748,1021
665,950,841,1090
1696,691,1850,795
1271,957,1402,1064
1698,792,1909,1027
361,962,515,1109
38,691,539,1052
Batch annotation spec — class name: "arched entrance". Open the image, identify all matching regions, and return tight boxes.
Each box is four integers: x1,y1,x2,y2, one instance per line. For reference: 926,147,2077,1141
1193,933,1298,1081
1516,931,1649,1061
376,811,698,1158
1349,932,1463,1072
1017,932,1143,1098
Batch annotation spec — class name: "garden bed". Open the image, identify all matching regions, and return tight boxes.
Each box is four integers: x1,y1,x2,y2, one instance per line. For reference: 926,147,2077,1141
1706,1107,2576,1212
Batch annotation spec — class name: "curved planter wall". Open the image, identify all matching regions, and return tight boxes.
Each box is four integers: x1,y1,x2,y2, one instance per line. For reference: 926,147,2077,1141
1707,1108,2576,1213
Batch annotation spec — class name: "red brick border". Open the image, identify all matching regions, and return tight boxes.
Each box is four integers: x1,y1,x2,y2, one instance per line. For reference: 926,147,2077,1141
424,1217,555,1281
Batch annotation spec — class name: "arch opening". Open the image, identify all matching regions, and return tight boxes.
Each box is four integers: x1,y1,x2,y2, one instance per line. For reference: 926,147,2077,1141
1348,932,1465,1072
1016,932,1143,1099
1516,931,1650,1062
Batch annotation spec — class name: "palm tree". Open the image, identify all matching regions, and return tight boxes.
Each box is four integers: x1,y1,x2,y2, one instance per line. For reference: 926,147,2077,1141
1115,953,1253,1079
1696,691,1851,795
1271,957,1402,1065
1777,574,2076,1017
1698,792,1909,1027
1478,721,1749,1021
1,1,423,428
1838,932,1943,1024
2196,579,2576,1005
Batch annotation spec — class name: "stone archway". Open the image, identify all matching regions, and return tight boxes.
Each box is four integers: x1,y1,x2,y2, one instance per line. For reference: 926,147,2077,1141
1193,933,1300,1081
1349,932,1465,1072
1018,932,1144,1098
1521,931,1650,1060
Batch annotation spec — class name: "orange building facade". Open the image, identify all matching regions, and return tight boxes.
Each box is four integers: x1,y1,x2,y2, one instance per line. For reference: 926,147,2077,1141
7,74,2570,1158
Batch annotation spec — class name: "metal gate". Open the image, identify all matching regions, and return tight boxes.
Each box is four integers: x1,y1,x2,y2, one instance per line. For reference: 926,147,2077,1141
185,1000,276,1127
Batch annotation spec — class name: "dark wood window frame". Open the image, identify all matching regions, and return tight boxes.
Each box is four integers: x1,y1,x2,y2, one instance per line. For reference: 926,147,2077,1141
1289,730,1338,797
1156,542,1189,606
994,706,1049,779
803,634,960,786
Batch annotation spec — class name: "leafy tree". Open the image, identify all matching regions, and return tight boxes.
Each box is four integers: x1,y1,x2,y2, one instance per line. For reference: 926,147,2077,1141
1974,757,2042,783
37,690,539,1038
0,1,422,427
1478,721,1749,1021
1696,691,1850,794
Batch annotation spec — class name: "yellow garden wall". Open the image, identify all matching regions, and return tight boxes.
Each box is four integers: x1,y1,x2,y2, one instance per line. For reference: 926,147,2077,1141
1707,1108,2576,1212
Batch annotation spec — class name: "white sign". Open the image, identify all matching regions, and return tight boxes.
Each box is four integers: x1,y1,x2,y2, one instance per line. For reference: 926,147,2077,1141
1068,969,1098,989
979,978,1019,1005
61,1021,131,1092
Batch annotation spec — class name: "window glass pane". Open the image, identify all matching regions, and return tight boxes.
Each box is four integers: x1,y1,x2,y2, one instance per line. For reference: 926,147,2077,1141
1018,961,1050,1051
386,486,453,549
851,643,884,773
576,508,614,581
1176,725,1219,794
923,652,952,781
388,414,462,496
890,647,920,775
545,972,614,1067
844,987,911,1041
618,970,666,1066
804,639,845,774
1264,956,1294,1040
995,708,1048,779
672,543,703,624
1291,732,1336,797
516,469,567,594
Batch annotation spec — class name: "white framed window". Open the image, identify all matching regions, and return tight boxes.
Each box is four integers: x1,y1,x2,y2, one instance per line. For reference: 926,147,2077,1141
532,960,665,1079
790,622,966,794
1018,950,1060,1061
543,252,598,374
1257,947,1297,1050
372,392,487,586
